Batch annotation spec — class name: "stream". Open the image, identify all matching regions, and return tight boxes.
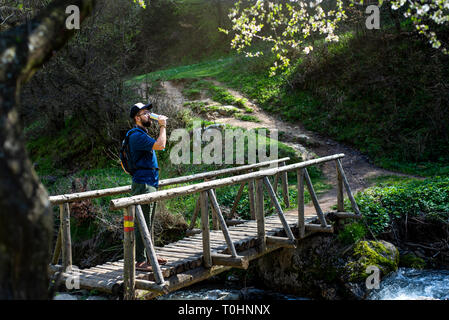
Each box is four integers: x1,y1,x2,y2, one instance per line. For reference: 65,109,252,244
155,268,449,301
155,283,309,301
367,268,449,300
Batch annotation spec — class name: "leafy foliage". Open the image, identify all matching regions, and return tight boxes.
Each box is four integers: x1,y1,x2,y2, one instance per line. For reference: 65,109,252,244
348,176,449,235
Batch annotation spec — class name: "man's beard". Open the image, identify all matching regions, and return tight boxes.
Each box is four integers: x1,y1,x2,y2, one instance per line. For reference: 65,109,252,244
142,119,152,127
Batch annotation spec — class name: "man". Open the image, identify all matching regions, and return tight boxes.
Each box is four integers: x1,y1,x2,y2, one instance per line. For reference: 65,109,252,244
128,101,168,271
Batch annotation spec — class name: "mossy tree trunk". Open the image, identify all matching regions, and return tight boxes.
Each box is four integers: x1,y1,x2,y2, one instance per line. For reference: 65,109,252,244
0,0,96,299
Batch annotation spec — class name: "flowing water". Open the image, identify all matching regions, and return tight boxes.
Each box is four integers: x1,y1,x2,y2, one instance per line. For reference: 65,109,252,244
156,268,449,301
155,282,309,301
367,268,449,300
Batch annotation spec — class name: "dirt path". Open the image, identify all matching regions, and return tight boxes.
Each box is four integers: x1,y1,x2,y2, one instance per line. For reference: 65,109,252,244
153,79,415,216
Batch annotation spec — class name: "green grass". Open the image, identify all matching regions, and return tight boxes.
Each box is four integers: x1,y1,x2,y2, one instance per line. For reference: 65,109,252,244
128,57,234,83
375,158,449,177
366,174,416,187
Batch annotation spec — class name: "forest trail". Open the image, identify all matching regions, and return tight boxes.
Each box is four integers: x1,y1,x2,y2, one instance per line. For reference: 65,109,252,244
148,79,416,216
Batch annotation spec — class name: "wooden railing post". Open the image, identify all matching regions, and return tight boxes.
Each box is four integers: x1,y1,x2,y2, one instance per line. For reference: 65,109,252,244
123,206,136,300
273,173,279,194
60,203,72,271
200,191,212,268
336,160,344,212
297,169,305,239
280,162,290,208
255,178,266,252
51,225,62,265
211,205,220,230
248,179,256,220
206,177,219,230
335,159,361,215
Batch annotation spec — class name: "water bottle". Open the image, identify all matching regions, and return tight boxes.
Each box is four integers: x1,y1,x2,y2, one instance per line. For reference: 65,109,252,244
149,113,161,121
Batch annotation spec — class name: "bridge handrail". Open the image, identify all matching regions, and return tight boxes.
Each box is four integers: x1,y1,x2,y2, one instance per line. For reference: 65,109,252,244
110,154,345,210
49,157,290,205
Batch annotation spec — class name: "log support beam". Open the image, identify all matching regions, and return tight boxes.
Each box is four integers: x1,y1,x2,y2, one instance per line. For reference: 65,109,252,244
266,236,296,249
211,253,249,269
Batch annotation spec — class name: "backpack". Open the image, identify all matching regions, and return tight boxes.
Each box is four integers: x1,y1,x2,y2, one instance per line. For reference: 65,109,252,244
119,129,138,175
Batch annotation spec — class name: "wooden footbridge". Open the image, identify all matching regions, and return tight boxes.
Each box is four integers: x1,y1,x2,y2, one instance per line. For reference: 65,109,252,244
48,154,361,300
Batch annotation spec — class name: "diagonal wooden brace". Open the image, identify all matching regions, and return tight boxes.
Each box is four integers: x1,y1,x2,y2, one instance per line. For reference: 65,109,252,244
229,182,246,219
303,168,328,227
207,189,238,257
135,205,165,285
262,176,296,242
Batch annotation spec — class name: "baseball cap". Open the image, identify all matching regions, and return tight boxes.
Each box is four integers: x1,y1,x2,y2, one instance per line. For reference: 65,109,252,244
129,102,153,119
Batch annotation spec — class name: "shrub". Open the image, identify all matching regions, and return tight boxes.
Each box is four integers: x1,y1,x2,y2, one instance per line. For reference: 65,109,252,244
399,253,426,269
338,222,367,245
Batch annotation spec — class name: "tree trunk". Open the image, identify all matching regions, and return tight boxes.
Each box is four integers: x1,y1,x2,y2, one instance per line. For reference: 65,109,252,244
0,0,96,299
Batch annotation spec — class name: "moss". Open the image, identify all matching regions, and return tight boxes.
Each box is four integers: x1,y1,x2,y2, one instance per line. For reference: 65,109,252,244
399,253,426,269
345,240,399,282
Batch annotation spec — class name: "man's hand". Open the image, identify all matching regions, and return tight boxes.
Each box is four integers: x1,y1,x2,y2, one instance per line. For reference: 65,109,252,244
153,115,167,150
158,115,168,127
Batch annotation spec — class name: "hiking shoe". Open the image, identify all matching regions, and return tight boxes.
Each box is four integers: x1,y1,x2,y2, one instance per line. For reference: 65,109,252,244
136,261,152,272
135,258,168,272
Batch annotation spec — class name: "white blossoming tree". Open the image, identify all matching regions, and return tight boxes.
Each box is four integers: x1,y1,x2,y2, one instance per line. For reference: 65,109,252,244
221,0,449,74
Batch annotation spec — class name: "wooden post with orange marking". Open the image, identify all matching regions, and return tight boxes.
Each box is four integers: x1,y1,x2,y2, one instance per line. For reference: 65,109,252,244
123,206,136,300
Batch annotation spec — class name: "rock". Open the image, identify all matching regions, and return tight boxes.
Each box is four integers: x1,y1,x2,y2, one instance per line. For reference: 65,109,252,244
295,134,322,147
226,274,239,282
205,124,225,131
255,234,343,299
216,105,240,116
342,240,399,282
344,282,367,300
53,293,78,300
254,236,401,300
218,292,241,300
